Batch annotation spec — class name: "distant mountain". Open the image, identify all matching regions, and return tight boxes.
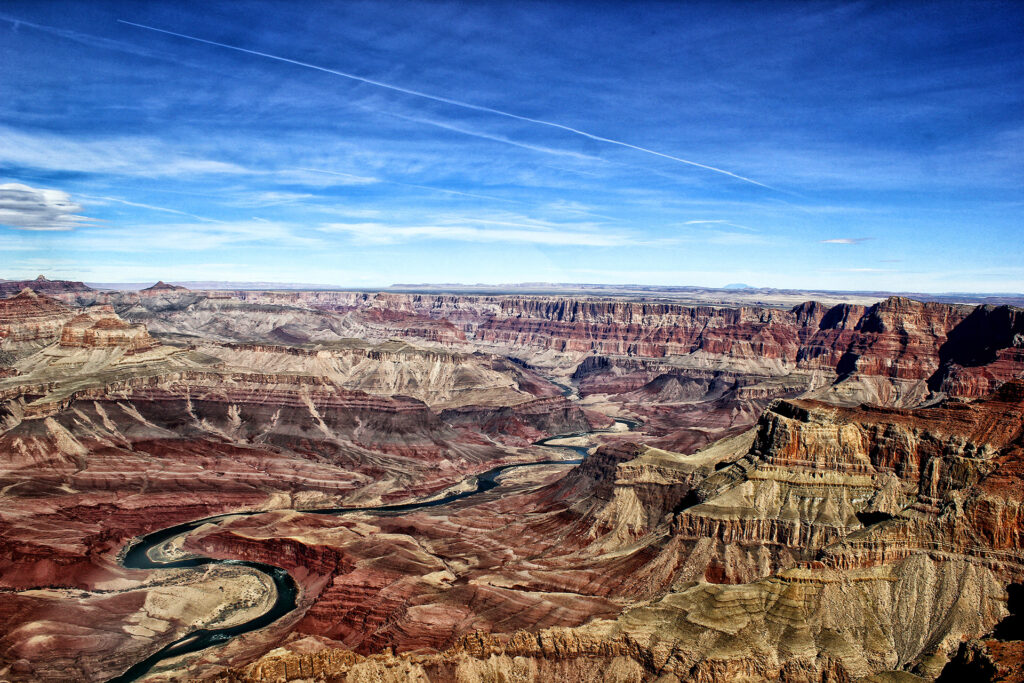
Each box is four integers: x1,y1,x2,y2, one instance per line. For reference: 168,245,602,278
0,275,93,297
722,283,754,290
140,281,189,292
85,280,353,291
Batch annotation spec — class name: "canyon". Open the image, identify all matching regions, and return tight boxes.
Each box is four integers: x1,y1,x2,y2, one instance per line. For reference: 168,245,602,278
1,281,1023,682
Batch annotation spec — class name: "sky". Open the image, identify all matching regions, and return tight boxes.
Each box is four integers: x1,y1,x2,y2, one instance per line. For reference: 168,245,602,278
0,0,1022,292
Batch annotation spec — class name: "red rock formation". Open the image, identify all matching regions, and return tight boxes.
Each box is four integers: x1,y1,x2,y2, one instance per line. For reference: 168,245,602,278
207,382,1024,682
672,382,1024,577
58,306,157,352
0,289,76,347
942,638,1024,682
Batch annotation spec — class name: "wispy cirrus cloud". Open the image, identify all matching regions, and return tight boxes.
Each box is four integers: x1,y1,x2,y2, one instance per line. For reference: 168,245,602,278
0,12,169,60
225,191,317,208
820,237,872,244
0,126,250,178
319,215,628,246
0,182,95,231
67,220,323,253
0,236,39,251
684,219,758,232
296,167,520,204
387,111,605,164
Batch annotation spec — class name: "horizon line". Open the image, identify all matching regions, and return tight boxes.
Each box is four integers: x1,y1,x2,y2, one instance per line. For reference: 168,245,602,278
4,275,1023,298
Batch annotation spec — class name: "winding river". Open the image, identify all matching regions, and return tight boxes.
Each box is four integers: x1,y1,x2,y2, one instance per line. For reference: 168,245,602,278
109,414,638,682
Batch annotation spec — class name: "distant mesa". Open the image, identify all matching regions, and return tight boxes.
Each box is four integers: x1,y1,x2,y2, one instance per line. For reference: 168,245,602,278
0,275,92,297
142,280,188,292
722,283,755,290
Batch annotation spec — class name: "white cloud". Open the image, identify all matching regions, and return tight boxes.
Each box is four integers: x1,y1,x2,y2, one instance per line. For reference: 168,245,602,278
319,219,628,246
0,182,94,230
820,237,872,244
226,191,318,208
296,166,520,204
69,220,323,253
0,126,250,178
683,219,758,232
285,168,380,186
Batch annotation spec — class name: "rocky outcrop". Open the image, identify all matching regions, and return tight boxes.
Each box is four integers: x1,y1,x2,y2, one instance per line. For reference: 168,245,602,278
941,639,1024,682
209,380,1024,683
672,381,1024,580
928,304,1024,399
58,306,157,352
215,550,1003,682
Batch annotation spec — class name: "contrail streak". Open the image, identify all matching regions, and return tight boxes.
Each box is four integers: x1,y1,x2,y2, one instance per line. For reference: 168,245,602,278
79,193,225,223
118,20,776,191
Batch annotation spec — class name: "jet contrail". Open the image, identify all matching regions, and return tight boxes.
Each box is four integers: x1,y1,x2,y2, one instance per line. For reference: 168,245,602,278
118,20,776,191
79,193,225,223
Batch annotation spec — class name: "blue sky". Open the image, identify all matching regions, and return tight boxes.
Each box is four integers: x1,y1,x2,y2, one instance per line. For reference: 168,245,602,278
0,1,1022,291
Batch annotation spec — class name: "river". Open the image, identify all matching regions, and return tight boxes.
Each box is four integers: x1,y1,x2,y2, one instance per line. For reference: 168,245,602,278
108,415,637,682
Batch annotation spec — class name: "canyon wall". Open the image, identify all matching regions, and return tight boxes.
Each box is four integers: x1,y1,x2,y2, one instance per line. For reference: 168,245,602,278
2,285,1023,682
